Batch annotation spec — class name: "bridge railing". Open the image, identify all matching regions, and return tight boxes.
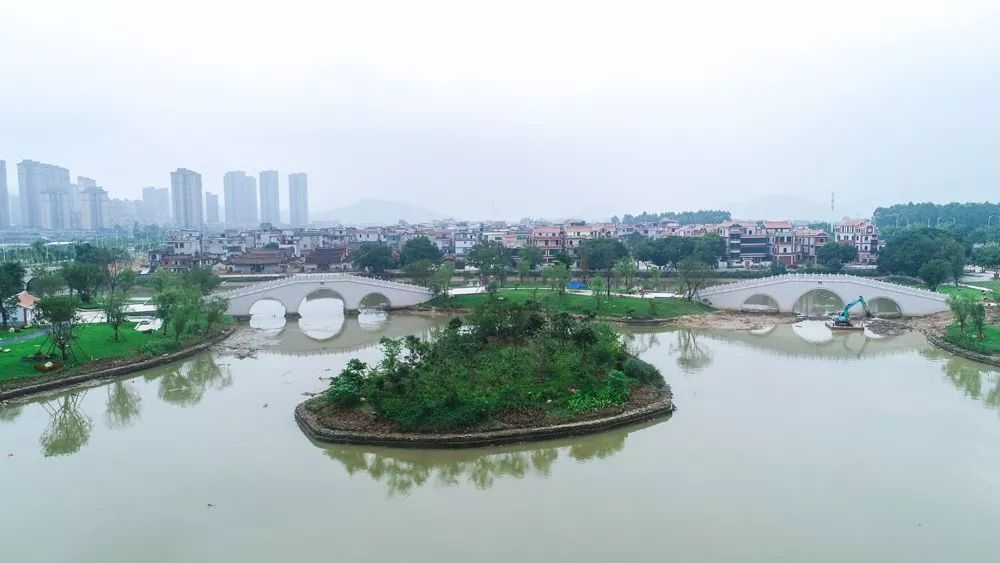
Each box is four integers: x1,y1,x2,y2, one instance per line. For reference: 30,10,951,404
215,273,432,299
696,273,947,301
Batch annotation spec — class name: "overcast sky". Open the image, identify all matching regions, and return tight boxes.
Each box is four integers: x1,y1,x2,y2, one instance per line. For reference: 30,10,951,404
2,0,1000,221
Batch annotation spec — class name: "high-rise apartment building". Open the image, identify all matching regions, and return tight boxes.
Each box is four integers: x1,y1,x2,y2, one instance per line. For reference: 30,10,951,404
205,192,220,224
259,170,280,225
17,160,71,229
141,187,171,224
223,171,259,226
0,160,9,229
79,186,110,230
288,172,309,227
170,169,204,229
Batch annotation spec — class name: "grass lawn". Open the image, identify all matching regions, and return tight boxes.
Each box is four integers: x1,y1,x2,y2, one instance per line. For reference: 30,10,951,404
427,288,712,319
937,285,989,301
0,316,233,386
944,323,1000,356
968,280,1000,292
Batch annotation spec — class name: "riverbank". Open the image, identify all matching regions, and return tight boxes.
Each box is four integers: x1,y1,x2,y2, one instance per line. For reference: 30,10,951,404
0,326,236,402
296,385,673,448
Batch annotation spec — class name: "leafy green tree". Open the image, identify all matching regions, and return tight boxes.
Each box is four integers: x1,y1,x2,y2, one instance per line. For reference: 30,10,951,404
577,238,628,296
428,262,455,297
919,258,952,291
103,292,130,341
542,263,571,294
0,261,27,328
676,257,712,300
648,267,662,292
551,251,574,268
181,267,221,295
948,295,973,333
351,244,395,275
635,236,695,268
60,262,107,303
403,258,434,285
517,258,531,287
204,296,230,334
468,241,512,286
590,276,606,313
817,242,858,272
970,302,987,340
399,236,443,266
169,291,202,341
613,257,638,292
109,268,138,296
878,228,965,279
973,243,1000,273
28,273,66,297
518,245,542,269
693,233,726,265
35,295,82,360
768,261,788,275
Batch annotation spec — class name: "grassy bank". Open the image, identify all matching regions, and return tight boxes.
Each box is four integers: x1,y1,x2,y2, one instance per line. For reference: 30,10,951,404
0,318,232,386
943,323,1000,356
427,289,711,320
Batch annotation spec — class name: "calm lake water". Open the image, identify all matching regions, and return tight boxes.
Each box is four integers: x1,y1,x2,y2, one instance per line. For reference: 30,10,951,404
2,301,1000,563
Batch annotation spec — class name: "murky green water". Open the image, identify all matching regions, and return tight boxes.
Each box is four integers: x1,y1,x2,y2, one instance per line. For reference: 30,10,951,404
2,310,1000,563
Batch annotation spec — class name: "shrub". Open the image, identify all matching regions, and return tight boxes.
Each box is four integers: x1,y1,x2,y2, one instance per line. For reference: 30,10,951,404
623,356,662,386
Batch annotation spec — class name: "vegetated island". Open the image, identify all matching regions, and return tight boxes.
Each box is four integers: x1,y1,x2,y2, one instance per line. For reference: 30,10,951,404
297,299,673,447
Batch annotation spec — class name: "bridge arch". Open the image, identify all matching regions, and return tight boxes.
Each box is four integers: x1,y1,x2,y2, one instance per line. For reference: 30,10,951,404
791,288,845,317
248,298,287,331
868,296,902,317
359,292,392,310
741,293,779,313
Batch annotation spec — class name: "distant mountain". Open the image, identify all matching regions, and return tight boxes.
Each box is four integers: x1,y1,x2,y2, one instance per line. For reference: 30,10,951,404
313,198,449,226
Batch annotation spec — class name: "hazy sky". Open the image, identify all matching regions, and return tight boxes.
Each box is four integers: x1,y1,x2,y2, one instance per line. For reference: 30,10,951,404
2,0,1000,221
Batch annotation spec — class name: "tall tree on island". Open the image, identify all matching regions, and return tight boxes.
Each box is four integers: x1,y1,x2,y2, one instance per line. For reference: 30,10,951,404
0,261,27,329
577,238,628,297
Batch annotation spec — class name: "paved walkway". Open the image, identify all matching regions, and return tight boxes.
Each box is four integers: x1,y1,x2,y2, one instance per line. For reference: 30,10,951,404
0,330,44,347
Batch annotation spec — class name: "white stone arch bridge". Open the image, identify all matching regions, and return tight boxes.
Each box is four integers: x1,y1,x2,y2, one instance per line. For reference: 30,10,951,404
217,274,434,318
695,274,949,316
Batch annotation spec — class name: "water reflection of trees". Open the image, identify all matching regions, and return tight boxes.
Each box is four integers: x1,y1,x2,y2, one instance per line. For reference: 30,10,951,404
157,355,231,407
39,393,93,457
669,329,713,374
105,381,143,429
0,404,23,423
922,348,1000,412
321,421,651,496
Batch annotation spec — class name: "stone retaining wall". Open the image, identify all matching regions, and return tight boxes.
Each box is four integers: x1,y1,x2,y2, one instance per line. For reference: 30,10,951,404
926,334,1000,369
0,329,235,401
295,394,675,449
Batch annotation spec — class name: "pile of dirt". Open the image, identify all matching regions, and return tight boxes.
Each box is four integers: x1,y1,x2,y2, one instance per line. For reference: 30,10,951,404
673,311,795,331
214,326,274,359
865,319,909,337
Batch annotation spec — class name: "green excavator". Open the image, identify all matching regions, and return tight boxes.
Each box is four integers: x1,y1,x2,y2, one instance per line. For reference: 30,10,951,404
829,296,873,329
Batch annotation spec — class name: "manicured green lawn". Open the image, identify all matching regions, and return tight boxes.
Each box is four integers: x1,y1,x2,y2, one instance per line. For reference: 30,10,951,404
968,280,1000,291
0,316,233,385
0,326,41,343
937,285,988,301
944,323,1000,356
427,289,711,319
